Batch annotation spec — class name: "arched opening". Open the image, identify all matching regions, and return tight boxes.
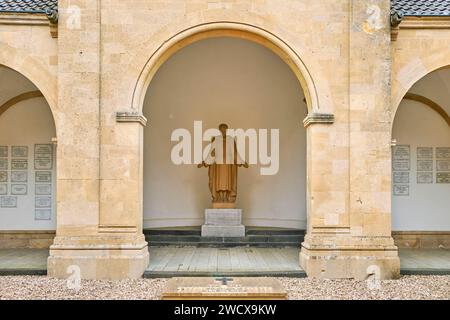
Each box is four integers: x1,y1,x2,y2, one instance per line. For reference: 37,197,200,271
141,34,309,274
0,65,57,263
392,67,450,268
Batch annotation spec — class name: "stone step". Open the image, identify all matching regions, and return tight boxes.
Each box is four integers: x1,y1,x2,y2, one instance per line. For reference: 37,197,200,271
144,228,305,247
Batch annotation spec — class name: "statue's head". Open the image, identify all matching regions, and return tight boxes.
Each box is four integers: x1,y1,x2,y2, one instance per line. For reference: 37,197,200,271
219,123,228,137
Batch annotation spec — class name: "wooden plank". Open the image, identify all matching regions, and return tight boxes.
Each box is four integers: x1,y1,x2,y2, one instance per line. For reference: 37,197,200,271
193,248,211,272
230,248,242,271
177,247,196,272
217,249,232,272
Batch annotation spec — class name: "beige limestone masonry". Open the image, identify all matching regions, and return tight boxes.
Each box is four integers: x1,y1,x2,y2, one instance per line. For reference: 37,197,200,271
0,0,448,280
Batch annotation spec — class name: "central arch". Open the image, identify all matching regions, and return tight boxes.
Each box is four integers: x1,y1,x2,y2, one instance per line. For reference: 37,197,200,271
132,22,319,115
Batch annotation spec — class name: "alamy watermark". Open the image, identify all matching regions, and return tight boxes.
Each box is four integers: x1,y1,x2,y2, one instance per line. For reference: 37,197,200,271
171,121,280,175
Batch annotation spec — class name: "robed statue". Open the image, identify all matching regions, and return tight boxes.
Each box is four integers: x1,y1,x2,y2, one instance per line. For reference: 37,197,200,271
198,124,248,208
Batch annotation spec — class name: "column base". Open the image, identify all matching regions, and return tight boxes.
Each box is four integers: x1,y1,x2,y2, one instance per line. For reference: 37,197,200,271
300,236,400,280
47,236,149,280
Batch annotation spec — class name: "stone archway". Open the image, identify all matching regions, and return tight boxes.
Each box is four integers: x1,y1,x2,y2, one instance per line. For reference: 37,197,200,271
0,44,57,124
0,65,57,248
391,66,450,249
131,22,320,115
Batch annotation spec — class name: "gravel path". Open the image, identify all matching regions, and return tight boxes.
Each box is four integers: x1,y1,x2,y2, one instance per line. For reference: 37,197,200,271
0,275,448,300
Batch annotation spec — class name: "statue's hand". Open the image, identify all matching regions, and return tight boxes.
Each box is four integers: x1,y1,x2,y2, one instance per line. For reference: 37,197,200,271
197,161,207,168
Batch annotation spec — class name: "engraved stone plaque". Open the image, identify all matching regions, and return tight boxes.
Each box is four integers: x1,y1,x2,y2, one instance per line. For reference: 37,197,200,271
0,159,8,170
0,146,7,158
393,184,409,196
34,144,53,154
34,144,53,170
1,196,17,208
11,159,27,170
35,209,51,221
393,145,410,171
11,171,27,183
437,172,450,184
436,147,450,159
417,160,433,171
0,171,7,182
393,145,410,160
35,171,51,183
11,184,27,195
34,156,52,170
393,159,410,171
417,147,433,159
436,160,450,172
162,277,287,300
35,184,51,195
417,172,433,184
0,184,7,195
393,172,409,184
35,196,51,208
11,146,28,158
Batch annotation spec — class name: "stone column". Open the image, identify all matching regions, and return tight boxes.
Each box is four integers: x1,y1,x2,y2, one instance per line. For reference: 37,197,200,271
47,0,148,280
300,0,400,280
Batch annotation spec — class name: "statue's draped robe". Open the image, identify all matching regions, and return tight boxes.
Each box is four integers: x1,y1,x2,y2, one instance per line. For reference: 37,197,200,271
205,135,243,203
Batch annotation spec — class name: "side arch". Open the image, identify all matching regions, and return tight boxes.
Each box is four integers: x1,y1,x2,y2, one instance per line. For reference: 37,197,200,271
403,93,450,127
131,22,321,115
392,50,450,120
0,91,44,117
0,43,58,135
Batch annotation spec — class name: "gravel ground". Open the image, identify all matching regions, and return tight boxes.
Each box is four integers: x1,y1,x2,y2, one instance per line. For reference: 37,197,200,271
0,275,448,300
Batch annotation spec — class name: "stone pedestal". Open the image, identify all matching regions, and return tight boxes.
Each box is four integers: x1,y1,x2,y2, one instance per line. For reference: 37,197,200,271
201,209,245,237
47,234,149,280
300,234,400,280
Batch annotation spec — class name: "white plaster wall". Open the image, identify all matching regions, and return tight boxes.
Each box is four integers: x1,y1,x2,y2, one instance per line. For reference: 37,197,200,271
392,69,450,231
0,66,56,230
143,38,307,229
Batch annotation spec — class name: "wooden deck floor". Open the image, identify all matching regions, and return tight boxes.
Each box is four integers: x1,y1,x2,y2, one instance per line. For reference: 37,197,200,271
146,247,302,273
0,248,449,276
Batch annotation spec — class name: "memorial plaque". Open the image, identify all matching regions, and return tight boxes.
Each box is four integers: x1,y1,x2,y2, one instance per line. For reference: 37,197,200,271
162,277,286,300
417,172,433,184
35,209,51,221
0,184,7,195
34,156,52,170
393,172,409,184
1,196,17,208
35,184,51,195
436,147,450,159
11,159,27,170
393,184,409,196
34,144,53,155
0,159,8,170
11,184,27,195
417,147,433,159
0,171,7,182
0,146,7,158
417,160,433,171
11,171,27,183
35,196,52,208
393,159,410,171
436,160,450,172
393,145,410,160
35,171,51,183
437,172,450,184
11,146,28,158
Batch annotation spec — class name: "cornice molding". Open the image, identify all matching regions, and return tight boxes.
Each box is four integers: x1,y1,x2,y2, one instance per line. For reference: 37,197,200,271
0,12,58,38
116,112,148,127
303,113,335,128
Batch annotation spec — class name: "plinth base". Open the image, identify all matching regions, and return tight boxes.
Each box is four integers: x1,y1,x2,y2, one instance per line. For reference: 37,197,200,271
201,209,245,237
